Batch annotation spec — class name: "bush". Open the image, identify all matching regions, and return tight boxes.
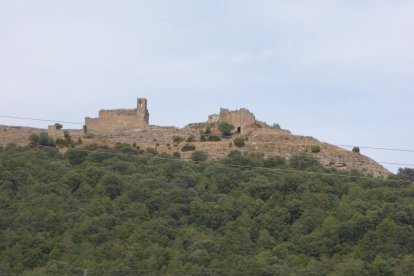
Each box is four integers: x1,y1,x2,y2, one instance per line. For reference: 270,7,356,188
30,132,55,147
66,149,88,165
29,134,40,145
264,156,286,168
115,143,138,155
145,148,158,155
289,153,321,170
204,126,212,135
191,150,208,162
173,152,181,159
173,136,185,144
63,131,71,140
208,135,221,141
83,133,95,139
54,123,63,130
271,123,281,129
200,134,207,142
181,145,196,152
186,135,196,143
352,147,360,154
218,122,235,136
311,145,321,153
234,136,246,147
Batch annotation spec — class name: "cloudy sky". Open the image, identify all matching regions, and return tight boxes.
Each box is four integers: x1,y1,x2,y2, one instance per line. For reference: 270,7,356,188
1,0,413,172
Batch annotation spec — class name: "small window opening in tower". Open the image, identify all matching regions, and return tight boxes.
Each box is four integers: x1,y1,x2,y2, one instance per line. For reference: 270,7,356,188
237,127,241,133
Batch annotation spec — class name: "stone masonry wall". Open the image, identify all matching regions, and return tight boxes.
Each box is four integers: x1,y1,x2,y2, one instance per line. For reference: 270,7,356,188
218,108,257,134
85,98,149,134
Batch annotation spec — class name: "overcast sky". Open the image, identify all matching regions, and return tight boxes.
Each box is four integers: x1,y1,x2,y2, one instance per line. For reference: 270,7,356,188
1,0,413,172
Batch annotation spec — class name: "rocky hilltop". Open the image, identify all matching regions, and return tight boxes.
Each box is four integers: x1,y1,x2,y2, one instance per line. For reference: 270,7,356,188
0,98,390,177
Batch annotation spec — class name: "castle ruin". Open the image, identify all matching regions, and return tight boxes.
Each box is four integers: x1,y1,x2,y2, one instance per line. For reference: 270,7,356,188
85,98,149,134
208,108,258,134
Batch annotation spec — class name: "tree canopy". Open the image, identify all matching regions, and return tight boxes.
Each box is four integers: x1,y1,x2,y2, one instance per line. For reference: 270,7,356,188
0,145,413,275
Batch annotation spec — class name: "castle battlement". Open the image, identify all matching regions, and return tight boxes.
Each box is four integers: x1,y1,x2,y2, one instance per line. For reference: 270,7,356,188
85,98,149,134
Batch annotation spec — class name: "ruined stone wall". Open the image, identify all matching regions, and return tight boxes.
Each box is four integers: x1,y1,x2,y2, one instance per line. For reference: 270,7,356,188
48,125,65,139
85,98,149,134
218,108,257,134
208,114,220,124
0,126,43,145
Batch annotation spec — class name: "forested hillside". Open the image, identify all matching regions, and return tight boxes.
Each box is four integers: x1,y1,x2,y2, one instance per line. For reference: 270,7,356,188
0,144,413,275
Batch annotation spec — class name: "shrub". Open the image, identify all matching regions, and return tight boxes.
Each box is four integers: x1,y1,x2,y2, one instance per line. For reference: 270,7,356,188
54,123,63,130
30,132,55,147
234,136,246,147
271,123,281,129
173,152,181,159
55,138,65,147
200,134,207,142
311,145,321,153
191,150,208,162
145,148,158,155
264,156,286,168
289,153,321,170
63,131,71,140
208,135,221,141
173,136,185,144
186,135,196,143
83,133,95,139
66,149,88,165
352,147,360,154
29,134,40,145
218,122,235,136
181,144,196,152
115,143,138,155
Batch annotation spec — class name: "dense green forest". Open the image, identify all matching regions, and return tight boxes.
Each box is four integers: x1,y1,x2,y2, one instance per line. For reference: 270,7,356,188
0,143,413,275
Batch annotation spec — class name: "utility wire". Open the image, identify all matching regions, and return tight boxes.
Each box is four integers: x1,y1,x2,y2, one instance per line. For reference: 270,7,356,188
1,114,414,154
18,143,413,184
334,144,414,153
0,115,83,125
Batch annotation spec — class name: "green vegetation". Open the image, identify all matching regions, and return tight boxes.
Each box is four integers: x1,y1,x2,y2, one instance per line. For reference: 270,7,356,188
191,150,208,162
83,133,95,139
0,145,413,275
218,122,235,136
353,146,361,154
186,135,196,143
181,144,196,152
270,123,281,129
173,136,185,144
29,132,56,147
233,136,246,147
207,135,221,141
311,145,321,153
54,123,63,130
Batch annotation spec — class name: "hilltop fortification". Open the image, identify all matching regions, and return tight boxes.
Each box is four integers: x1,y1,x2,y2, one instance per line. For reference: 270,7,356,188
0,97,390,177
208,108,264,134
85,98,149,134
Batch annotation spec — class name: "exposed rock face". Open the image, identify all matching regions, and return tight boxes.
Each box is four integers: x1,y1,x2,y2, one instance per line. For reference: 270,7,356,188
85,98,149,134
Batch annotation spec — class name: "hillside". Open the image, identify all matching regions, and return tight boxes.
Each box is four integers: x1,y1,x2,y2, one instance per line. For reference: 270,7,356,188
0,145,413,275
0,123,389,179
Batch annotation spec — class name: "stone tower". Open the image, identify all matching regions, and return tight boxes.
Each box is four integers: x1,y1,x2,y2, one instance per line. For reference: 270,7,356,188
137,98,149,126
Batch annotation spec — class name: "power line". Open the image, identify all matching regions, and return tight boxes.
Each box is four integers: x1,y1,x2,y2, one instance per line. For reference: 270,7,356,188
17,143,413,184
1,114,414,155
0,115,83,125
335,144,414,153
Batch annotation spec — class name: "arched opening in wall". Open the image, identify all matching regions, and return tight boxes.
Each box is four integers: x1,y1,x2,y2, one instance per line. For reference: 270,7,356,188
237,127,241,133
